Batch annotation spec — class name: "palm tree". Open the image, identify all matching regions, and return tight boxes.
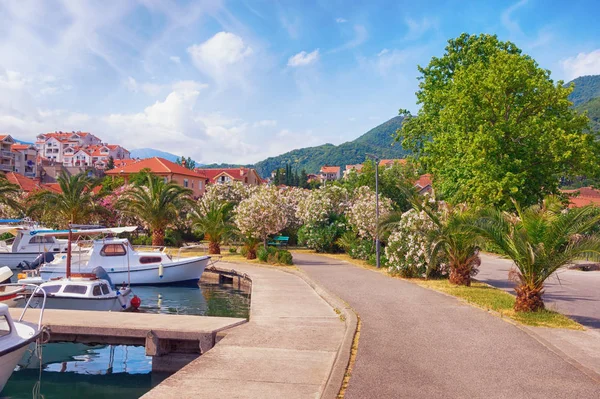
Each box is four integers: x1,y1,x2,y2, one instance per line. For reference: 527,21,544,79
393,185,481,285
475,197,600,312
117,174,192,246
190,201,235,254
28,172,101,226
0,175,23,214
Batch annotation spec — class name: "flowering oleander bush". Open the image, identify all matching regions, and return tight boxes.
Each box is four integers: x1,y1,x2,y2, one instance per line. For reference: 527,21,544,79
234,185,287,248
200,181,256,210
385,206,446,278
347,186,393,240
281,187,307,230
296,185,349,225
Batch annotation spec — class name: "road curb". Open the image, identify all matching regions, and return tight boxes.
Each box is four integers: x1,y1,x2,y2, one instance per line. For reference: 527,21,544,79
281,267,359,399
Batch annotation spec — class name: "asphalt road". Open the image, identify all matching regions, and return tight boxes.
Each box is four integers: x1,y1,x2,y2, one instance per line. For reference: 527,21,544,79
293,253,600,399
477,253,600,330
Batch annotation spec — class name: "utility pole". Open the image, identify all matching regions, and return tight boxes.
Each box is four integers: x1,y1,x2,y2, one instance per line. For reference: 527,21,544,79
366,154,381,268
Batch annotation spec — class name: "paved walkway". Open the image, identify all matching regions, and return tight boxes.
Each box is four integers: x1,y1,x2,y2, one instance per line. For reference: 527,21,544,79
477,253,600,329
294,253,600,399
144,262,347,399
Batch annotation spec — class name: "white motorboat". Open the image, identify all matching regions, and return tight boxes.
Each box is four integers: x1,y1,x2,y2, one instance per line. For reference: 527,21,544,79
0,285,46,392
39,235,210,286
22,226,141,312
0,267,25,307
26,276,137,312
0,224,67,270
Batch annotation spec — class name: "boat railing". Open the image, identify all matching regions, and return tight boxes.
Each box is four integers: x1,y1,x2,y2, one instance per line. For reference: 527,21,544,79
132,245,166,253
0,283,46,330
174,244,207,262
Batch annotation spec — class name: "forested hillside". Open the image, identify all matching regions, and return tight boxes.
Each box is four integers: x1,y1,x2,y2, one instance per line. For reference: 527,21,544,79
569,75,600,133
252,116,407,176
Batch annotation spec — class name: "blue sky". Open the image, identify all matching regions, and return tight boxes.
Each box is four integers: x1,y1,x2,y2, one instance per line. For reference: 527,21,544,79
0,0,599,164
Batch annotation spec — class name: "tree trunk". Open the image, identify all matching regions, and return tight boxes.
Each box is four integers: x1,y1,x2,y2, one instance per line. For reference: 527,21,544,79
514,284,545,312
449,262,472,286
263,237,268,251
246,248,257,260
208,241,221,255
152,228,165,246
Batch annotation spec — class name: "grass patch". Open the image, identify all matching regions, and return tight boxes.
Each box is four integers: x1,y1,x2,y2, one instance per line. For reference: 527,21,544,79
413,279,583,330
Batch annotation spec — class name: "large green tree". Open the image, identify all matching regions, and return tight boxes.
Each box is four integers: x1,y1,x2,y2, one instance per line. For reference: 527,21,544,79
117,174,192,246
189,200,235,254
399,33,597,209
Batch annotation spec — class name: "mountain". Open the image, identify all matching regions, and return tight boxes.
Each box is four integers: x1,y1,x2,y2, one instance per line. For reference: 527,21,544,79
568,75,600,107
129,148,183,163
575,97,600,132
569,75,600,133
253,116,408,177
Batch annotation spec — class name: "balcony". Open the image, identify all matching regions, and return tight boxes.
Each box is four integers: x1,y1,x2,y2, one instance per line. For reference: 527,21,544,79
0,150,13,158
0,164,13,172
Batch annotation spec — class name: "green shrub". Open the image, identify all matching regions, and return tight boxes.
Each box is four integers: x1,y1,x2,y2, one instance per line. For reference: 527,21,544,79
275,249,293,265
240,246,248,257
228,247,238,254
257,246,276,262
131,235,152,245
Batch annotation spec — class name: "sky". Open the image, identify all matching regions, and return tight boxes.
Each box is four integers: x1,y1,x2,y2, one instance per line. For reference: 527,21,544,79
0,0,599,164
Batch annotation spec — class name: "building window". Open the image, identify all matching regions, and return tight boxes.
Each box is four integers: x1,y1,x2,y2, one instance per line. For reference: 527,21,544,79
183,179,189,187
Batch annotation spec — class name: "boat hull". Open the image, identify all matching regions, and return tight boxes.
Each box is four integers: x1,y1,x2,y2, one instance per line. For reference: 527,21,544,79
0,345,29,391
27,295,129,312
0,252,44,270
41,257,209,286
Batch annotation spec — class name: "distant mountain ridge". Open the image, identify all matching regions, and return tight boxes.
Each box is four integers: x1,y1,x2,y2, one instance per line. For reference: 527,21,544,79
252,116,408,177
569,75,600,133
129,148,185,163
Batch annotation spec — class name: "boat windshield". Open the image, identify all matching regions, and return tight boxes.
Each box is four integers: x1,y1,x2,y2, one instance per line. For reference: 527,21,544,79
42,285,62,294
63,285,88,295
0,315,11,337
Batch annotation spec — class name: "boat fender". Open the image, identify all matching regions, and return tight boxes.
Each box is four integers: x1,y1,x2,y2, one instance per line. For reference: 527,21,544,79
116,290,127,309
131,295,141,309
158,263,164,279
157,293,162,308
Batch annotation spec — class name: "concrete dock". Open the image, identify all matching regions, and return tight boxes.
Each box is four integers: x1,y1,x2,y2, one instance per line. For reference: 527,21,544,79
10,308,247,371
143,262,353,399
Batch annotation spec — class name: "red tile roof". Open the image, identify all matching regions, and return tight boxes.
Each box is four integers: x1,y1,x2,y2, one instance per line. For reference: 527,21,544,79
415,174,432,188
195,167,257,183
562,187,600,208
5,172,61,194
379,159,407,167
105,157,206,178
320,166,340,173
11,144,33,152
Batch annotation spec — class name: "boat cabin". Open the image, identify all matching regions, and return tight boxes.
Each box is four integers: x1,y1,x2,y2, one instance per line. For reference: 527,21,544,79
1,229,65,253
88,238,170,267
42,278,116,299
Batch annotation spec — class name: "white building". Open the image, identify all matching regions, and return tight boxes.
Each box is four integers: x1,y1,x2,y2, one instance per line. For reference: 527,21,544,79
35,131,129,168
12,143,38,178
0,135,16,173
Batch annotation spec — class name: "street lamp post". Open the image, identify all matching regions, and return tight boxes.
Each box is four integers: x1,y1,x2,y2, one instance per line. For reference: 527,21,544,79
366,154,381,268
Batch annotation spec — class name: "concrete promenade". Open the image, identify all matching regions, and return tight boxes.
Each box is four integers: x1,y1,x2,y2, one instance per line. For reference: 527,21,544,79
294,253,600,399
144,262,350,399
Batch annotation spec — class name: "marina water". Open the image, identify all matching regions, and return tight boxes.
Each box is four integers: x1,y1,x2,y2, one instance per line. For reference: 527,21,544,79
2,280,250,398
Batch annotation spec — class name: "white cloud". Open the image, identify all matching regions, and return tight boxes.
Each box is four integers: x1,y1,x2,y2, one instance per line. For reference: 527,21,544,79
501,0,528,37
329,25,368,53
561,50,600,80
187,32,254,87
169,56,181,64
336,18,347,23
377,49,389,57
287,49,320,67
253,119,277,127
404,17,437,40
125,77,207,97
